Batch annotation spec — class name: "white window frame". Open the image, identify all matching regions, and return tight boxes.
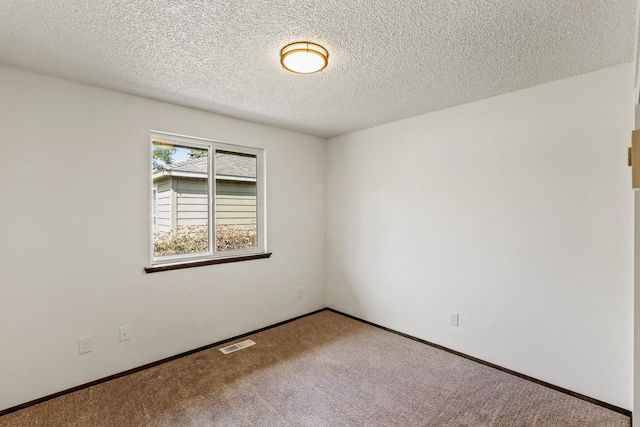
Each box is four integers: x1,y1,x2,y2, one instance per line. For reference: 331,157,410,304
150,131,266,267
152,186,158,233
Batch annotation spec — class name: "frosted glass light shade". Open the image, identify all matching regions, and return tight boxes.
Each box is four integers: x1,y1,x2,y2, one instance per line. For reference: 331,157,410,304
280,42,328,74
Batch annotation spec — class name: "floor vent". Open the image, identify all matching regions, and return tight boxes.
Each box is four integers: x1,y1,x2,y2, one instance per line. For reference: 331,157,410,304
219,339,256,354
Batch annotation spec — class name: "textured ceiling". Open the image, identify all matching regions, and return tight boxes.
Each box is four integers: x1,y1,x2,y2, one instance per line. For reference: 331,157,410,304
0,1,635,138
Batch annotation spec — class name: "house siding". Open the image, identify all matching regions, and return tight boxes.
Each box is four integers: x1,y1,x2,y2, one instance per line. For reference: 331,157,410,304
155,177,172,233
216,179,257,227
176,177,208,227
153,177,257,232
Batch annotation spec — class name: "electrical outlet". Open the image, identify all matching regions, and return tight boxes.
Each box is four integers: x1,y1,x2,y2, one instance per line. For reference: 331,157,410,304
449,312,459,327
297,287,303,299
78,335,92,354
119,325,130,342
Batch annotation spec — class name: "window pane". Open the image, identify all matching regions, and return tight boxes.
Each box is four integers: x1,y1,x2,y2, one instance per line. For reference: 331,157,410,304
215,150,257,251
152,143,209,257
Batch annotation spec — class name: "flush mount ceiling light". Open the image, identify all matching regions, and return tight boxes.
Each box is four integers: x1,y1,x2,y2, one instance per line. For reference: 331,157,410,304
280,42,328,74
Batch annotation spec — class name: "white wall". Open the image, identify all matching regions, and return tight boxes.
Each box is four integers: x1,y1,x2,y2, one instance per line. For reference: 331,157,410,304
0,66,326,411
633,6,640,421
635,187,640,425
326,63,634,409
0,61,634,413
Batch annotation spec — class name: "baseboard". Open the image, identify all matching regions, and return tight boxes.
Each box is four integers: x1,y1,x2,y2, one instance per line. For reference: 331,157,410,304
326,308,632,420
2,307,632,422
0,308,326,417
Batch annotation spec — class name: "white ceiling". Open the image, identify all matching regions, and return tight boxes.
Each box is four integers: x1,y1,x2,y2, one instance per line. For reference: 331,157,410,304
0,1,635,138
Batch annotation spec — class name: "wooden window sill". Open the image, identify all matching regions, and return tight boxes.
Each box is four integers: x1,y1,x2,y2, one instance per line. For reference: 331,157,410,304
145,252,271,273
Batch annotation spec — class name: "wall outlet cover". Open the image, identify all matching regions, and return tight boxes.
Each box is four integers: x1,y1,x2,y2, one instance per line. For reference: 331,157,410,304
119,325,130,342
449,312,459,327
78,335,92,354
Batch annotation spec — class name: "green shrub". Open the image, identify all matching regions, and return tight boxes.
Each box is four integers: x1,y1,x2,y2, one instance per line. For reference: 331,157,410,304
154,224,257,256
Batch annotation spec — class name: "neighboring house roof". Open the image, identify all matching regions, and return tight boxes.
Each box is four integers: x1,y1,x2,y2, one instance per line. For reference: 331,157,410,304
164,157,208,174
154,153,256,181
213,152,256,179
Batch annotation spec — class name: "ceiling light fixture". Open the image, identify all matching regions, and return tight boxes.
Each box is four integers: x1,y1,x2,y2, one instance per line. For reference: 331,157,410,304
280,42,328,74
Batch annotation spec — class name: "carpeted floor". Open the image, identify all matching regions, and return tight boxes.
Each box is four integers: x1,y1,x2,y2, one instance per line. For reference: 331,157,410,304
0,310,631,426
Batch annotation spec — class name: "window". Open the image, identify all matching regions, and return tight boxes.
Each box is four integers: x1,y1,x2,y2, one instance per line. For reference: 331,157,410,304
148,131,267,271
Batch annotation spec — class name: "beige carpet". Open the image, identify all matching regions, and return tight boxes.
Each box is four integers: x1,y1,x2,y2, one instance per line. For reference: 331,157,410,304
0,310,630,426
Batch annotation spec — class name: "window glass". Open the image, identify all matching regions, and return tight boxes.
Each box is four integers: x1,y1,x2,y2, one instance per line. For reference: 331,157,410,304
215,150,257,251
150,132,265,266
152,143,209,257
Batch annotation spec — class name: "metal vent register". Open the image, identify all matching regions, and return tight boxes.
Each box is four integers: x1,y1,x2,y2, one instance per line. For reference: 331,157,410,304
219,339,256,354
